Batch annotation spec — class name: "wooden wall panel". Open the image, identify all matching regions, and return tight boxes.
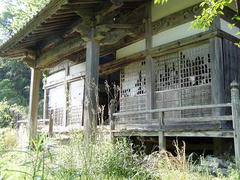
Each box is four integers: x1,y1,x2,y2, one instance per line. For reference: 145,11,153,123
223,39,240,104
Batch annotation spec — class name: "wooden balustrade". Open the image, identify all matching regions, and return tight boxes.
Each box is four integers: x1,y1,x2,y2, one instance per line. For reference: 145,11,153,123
112,81,240,169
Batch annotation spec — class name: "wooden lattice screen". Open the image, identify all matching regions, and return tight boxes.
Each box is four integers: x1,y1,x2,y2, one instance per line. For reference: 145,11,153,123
67,79,84,126
120,60,147,123
48,85,65,126
119,44,212,124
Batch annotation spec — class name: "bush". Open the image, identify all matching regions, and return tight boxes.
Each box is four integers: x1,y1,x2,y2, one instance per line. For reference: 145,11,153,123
0,100,26,128
53,132,150,179
0,128,17,152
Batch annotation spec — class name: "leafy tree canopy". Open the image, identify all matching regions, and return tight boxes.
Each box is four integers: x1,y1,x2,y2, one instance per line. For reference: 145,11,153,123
0,0,49,37
0,0,47,108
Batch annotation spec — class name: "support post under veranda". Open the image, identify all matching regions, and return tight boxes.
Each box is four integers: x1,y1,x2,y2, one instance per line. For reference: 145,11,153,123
49,110,54,137
28,68,41,144
231,81,240,170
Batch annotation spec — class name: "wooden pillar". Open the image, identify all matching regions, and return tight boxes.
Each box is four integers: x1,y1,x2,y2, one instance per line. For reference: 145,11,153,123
28,68,41,143
84,29,100,142
210,37,225,115
145,1,154,120
159,112,166,150
144,1,165,149
231,81,240,169
43,88,48,119
63,63,69,127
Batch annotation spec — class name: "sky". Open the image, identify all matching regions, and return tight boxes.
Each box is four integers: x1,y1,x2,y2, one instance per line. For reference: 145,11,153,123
0,2,6,14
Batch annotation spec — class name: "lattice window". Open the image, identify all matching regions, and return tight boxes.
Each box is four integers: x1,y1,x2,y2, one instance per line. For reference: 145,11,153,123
67,80,84,126
154,54,179,91
180,44,211,87
154,44,211,92
48,85,65,126
120,60,146,97
67,105,83,126
48,107,64,126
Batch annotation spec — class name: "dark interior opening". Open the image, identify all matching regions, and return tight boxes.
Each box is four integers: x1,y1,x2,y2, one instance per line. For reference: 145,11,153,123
129,136,234,158
99,71,120,125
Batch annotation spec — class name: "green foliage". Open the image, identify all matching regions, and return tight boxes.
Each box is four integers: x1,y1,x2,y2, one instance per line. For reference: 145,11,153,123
154,0,168,5
0,132,240,179
0,128,17,151
0,100,26,128
0,58,31,106
0,0,50,36
192,0,233,30
0,1,46,111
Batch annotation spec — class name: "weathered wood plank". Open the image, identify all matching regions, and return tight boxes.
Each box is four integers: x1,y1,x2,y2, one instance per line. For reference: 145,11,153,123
163,122,222,131
210,37,225,115
113,129,234,138
165,116,232,123
114,103,232,117
36,37,84,68
117,115,232,124
164,131,233,138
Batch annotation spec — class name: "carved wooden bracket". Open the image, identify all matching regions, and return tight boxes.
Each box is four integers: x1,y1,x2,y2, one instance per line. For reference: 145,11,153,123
22,50,36,67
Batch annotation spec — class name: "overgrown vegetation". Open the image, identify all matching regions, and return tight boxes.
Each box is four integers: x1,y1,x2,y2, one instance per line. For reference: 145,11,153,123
0,0,47,126
0,101,26,128
0,130,239,179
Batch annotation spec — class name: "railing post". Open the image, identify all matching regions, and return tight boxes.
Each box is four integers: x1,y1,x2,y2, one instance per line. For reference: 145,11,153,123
159,112,166,150
109,99,116,142
49,110,54,137
231,81,240,169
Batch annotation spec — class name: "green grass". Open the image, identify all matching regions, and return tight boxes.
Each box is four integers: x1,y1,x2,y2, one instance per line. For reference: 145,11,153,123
0,129,239,180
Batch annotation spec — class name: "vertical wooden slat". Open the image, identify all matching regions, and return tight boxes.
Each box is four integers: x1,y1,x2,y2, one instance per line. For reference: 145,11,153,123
49,110,54,137
28,68,41,143
223,39,230,103
231,81,240,169
210,37,225,115
159,112,166,150
84,29,100,141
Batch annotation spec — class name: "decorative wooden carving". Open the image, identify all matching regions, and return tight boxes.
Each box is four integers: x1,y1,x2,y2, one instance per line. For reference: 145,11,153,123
152,4,201,35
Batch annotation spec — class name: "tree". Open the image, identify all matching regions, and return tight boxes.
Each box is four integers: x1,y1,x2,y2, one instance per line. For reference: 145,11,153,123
0,58,31,106
0,0,48,109
0,0,49,35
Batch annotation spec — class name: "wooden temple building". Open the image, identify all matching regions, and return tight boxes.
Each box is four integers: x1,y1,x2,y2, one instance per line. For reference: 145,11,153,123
0,0,240,157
